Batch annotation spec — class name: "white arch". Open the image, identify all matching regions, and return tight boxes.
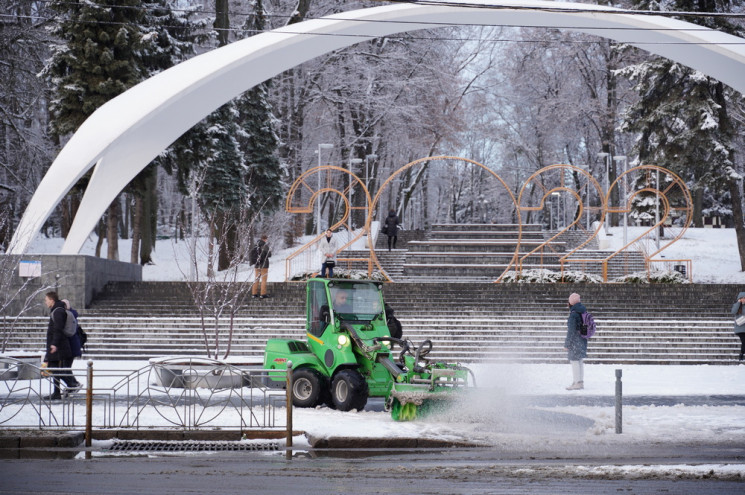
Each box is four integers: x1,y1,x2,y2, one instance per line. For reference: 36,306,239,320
10,0,745,254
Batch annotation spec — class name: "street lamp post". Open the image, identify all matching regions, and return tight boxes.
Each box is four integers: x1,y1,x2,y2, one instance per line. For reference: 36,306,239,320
348,157,362,229
597,152,610,235
316,143,333,236
614,156,628,245
551,192,560,229
655,168,661,250
365,154,378,193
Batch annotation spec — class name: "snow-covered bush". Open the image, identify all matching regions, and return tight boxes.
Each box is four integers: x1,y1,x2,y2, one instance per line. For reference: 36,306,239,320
613,270,690,284
290,269,387,282
500,269,602,283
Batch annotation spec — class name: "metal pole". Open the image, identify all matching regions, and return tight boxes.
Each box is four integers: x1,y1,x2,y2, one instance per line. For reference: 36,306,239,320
317,146,322,236
614,156,628,246
655,169,660,250
349,158,362,230
597,152,610,235
605,154,610,235
316,144,333,236
615,368,623,434
190,193,197,281
85,360,93,457
585,170,590,230
285,360,293,460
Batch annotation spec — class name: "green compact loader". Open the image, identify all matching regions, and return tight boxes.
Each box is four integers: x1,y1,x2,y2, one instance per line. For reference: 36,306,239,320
263,278,473,421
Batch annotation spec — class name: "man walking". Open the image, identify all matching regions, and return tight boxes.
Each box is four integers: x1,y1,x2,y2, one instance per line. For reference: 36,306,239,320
43,291,79,400
252,235,271,299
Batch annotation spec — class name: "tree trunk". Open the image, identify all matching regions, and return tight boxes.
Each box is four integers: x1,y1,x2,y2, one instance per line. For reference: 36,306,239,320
139,170,157,265
214,0,230,47
130,194,143,264
729,177,745,271
106,198,120,260
692,186,704,228
95,219,104,257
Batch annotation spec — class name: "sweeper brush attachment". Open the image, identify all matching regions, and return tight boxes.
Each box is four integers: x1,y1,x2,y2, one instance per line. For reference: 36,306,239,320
386,360,474,421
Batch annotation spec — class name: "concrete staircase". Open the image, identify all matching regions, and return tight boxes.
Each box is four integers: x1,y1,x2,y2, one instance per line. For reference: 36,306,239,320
4,282,741,366
402,223,562,281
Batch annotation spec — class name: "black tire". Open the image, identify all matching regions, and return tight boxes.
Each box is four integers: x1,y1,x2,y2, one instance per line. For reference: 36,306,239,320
292,368,323,408
319,385,336,409
331,369,368,411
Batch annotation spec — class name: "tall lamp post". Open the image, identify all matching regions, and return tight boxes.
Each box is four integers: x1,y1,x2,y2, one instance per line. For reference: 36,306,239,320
316,143,333,235
348,157,362,230
365,154,378,193
551,192,561,229
597,152,610,235
613,156,628,245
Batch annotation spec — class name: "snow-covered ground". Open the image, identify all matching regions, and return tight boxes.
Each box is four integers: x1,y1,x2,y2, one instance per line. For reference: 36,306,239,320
25,226,745,283
3,360,743,450
15,227,745,472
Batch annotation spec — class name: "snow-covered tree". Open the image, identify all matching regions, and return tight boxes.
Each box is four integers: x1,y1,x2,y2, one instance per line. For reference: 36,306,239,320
0,0,55,240
234,0,284,217
621,0,745,267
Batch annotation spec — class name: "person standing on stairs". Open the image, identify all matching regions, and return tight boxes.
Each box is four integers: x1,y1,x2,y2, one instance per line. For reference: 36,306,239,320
319,229,338,278
251,235,271,299
564,292,587,390
731,291,745,362
383,209,400,251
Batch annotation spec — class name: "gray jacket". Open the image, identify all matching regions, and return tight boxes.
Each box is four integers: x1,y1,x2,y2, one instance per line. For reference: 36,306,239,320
732,291,745,335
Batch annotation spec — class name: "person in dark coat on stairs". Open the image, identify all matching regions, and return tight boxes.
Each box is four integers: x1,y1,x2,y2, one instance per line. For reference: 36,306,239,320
731,291,745,361
61,299,84,392
564,292,587,390
383,209,400,251
43,291,78,400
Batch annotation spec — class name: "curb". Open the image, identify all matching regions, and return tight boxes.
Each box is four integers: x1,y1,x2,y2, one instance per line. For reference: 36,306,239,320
307,435,482,449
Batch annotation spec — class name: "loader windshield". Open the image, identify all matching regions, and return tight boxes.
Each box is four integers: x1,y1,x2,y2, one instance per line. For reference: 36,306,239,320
329,283,383,320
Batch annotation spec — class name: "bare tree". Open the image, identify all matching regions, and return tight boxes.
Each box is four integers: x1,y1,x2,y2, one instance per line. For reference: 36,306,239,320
0,210,52,353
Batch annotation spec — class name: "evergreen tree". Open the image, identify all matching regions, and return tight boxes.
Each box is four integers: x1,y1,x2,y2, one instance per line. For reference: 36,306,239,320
128,0,203,264
46,0,145,259
235,0,284,216
621,0,745,268
621,0,743,226
47,0,145,138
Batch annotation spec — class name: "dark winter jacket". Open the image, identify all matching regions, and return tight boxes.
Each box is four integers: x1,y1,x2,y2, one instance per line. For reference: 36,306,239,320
565,302,588,361
45,300,73,362
256,239,271,269
384,212,400,237
68,308,83,358
732,291,745,335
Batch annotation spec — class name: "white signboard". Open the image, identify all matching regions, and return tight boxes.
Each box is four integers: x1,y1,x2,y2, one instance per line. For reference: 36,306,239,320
18,260,42,278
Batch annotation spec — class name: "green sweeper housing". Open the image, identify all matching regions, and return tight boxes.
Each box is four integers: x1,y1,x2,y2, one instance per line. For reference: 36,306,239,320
263,278,474,421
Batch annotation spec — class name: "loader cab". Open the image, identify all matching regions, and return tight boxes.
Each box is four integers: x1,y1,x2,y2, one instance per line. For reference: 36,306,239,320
308,280,330,337
306,279,385,335
328,281,384,323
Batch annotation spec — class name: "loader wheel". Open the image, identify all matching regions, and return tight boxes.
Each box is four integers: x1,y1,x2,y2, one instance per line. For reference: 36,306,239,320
331,369,368,411
292,368,323,408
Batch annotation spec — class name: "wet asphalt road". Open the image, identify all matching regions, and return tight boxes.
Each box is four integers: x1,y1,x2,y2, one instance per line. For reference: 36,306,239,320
1,442,744,495
2,395,743,494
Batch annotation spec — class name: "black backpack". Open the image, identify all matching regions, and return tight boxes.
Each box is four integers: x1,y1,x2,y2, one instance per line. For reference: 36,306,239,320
77,325,88,350
249,245,261,266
